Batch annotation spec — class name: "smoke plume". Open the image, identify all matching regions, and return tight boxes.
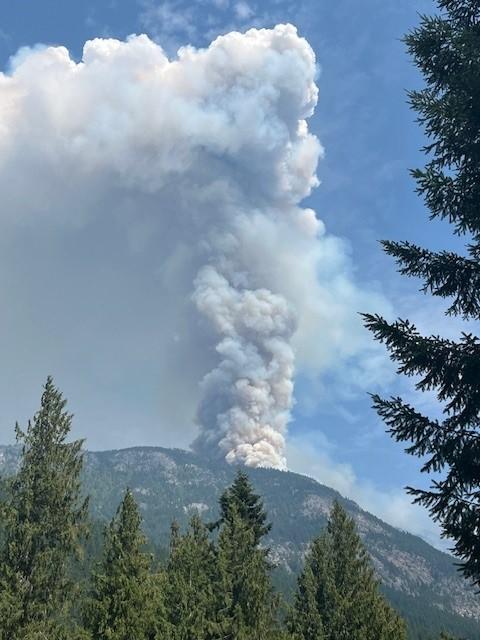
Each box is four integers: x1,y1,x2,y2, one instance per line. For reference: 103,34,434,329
0,25,388,467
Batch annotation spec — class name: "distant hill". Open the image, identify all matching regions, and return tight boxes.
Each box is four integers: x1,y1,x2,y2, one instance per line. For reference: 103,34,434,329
1,444,479,639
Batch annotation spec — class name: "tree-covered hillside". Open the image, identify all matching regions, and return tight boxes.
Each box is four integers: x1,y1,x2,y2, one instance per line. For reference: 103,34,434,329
1,443,479,639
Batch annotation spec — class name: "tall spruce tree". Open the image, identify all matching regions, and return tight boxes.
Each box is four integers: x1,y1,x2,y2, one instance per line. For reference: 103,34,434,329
363,0,480,586
165,514,217,640
215,472,280,640
216,469,271,545
289,502,406,640
0,377,88,640
84,488,167,640
288,562,324,640
216,507,280,640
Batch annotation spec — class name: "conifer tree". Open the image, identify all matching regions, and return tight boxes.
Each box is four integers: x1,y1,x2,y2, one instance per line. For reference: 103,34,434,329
214,473,280,640
84,488,167,640
288,562,324,640
0,377,88,640
165,515,217,640
363,0,480,586
289,502,406,640
216,469,272,545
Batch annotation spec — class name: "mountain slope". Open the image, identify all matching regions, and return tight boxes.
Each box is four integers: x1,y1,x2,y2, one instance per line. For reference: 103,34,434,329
1,444,479,639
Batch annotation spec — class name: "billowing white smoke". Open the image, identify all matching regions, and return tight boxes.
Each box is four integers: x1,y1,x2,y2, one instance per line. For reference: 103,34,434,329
0,25,389,468
193,267,296,468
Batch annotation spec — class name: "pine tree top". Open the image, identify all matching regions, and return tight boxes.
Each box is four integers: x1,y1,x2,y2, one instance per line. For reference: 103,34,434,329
290,501,406,640
0,377,88,637
104,487,149,564
218,470,272,545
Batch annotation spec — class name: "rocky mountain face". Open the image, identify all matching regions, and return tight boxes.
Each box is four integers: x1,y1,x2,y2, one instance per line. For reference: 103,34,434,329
1,444,479,639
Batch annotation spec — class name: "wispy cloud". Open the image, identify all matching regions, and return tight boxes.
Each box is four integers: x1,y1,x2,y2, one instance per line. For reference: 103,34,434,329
137,0,293,55
138,0,199,53
234,1,254,20
287,432,446,550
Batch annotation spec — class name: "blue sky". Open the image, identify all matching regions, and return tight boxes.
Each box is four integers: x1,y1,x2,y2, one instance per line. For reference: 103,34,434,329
0,0,463,547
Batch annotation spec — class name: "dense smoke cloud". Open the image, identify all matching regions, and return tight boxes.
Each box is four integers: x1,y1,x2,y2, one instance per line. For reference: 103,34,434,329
193,266,296,468
0,25,389,467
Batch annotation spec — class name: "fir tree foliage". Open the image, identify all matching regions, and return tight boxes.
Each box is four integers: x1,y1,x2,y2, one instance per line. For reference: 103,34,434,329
165,514,217,640
288,562,324,640
84,488,167,640
0,377,88,640
213,470,280,639
363,0,480,587
216,504,280,640
216,469,272,545
289,502,406,640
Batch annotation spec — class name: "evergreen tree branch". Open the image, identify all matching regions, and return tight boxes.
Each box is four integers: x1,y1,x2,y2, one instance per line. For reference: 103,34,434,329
381,240,480,318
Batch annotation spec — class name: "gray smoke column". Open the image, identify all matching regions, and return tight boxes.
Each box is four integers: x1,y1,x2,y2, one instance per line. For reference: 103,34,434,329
185,25,320,469
192,266,296,468
0,25,388,467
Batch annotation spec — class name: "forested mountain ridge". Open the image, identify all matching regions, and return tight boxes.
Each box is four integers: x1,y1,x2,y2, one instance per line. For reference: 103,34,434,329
1,444,479,639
